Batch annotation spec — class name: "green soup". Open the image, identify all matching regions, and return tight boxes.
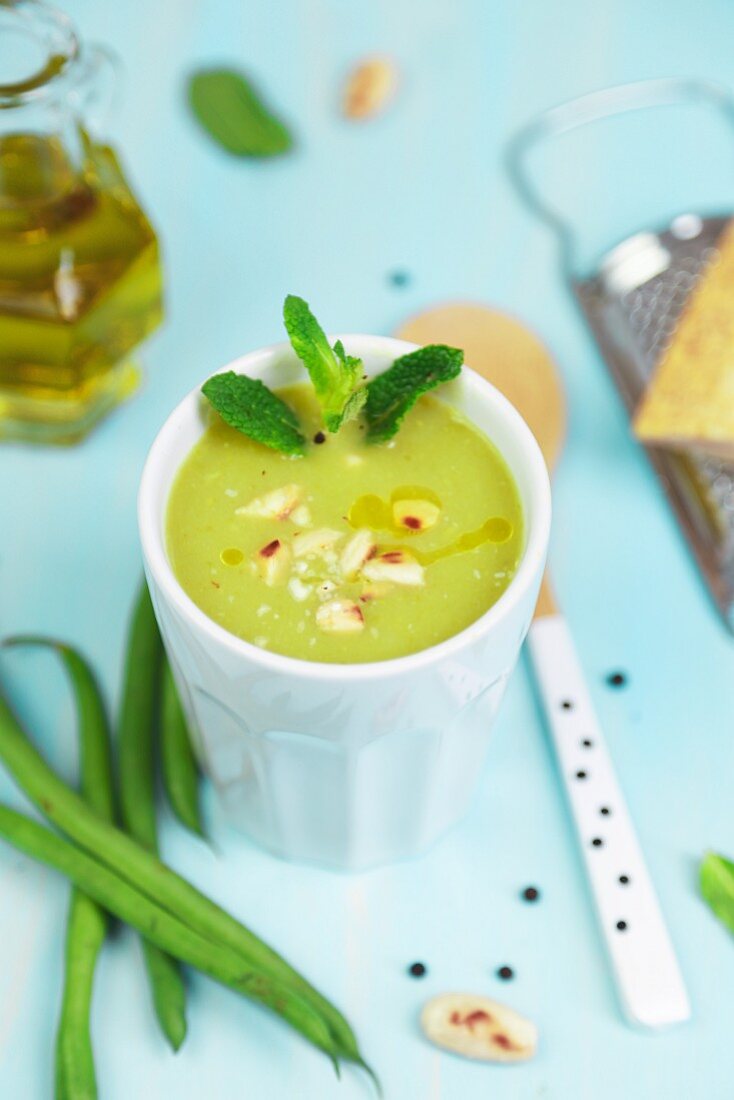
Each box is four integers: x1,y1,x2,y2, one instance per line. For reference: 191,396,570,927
166,383,524,663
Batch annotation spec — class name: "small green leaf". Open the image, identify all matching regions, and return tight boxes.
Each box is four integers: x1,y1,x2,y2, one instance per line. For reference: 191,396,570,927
188,69,293,158
701,851,734,936
365,344,463,442
283,296,364,432
339,386,368,426
202,372,305,455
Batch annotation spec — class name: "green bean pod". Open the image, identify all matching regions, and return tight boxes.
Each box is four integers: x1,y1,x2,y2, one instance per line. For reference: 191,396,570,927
118,583,160,842
141,941,187,1052
56,892,106,1100
117,582,187,1051
3,637,115,1100
160,656,204,838
0,805,340,1067
0,690,365,1070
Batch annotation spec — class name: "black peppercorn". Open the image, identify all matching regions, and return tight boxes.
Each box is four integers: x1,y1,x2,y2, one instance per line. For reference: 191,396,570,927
389,270,411,288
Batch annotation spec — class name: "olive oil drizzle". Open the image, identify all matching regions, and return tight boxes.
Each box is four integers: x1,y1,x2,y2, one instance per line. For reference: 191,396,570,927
348,486,441,530
382,516,513,566
348,487,512,565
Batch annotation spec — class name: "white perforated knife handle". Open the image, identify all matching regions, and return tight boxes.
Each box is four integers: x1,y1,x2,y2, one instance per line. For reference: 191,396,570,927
527,613,691,1029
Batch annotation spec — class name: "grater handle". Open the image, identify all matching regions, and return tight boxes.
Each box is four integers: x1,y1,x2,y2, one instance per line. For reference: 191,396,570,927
506,77,734,273
527,612,691,1030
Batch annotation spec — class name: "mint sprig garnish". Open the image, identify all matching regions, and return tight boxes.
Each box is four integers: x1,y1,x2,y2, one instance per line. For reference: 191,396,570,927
364,344,463,442
201,302,463,452
188,69,293,158
283,296,365,432
202,372,305,455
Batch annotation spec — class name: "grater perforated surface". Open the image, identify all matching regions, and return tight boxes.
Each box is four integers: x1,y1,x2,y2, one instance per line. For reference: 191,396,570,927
574,213,734,629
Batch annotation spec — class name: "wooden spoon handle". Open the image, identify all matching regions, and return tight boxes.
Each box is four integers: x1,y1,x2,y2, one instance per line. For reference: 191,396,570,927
533,573,558,618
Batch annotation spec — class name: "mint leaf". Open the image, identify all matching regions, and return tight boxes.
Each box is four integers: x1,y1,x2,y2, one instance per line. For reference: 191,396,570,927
701,851,734,936
202,372,305,455
333,341,368,424
365,344,463,442
332,339,362,377
283,296,364,432
340,386,368,425
188,69,293,158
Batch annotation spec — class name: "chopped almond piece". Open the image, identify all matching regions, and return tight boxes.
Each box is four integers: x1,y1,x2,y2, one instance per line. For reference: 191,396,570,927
359,581,393,602
255,538,291,586
292,528,343,559
290,504,312,527
362,550,424,586
392,499,441,531
236,484,301,520
315,599,365,633
340,529,377,579
287,577,313,602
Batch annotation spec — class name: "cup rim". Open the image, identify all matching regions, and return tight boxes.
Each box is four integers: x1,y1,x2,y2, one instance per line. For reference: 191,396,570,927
139,334,551,683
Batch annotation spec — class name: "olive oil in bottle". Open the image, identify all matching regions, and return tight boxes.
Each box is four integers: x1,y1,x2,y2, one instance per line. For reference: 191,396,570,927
0,132,163,442
0,2,163,443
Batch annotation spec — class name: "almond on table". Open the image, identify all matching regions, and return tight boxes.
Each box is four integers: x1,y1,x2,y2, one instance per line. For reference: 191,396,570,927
420,993,537,1063
342,56,398,121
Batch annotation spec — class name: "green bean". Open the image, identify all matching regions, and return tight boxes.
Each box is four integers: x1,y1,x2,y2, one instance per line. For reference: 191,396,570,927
2,637,115,822
0,805,340,1067
160,656,204,838
118,582,187,1052
56,893,106,1100
0,690,365,1069
4,637,114,1100
118,583,160,842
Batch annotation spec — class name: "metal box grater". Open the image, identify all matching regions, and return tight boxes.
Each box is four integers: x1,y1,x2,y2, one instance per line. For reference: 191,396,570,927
508,80,734,631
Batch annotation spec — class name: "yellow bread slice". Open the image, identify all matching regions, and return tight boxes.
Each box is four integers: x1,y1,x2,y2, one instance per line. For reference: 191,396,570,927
634,220,734,459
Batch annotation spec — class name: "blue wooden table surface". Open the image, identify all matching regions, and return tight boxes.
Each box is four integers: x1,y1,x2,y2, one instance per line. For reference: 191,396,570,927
3,1,734,1097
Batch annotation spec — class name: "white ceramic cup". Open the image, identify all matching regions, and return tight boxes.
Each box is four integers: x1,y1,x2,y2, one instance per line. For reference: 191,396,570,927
139,336,551,871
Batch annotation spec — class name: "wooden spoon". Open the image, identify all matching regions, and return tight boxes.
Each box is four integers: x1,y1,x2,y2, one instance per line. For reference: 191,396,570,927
396,302,690,1030
398,303,564,616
